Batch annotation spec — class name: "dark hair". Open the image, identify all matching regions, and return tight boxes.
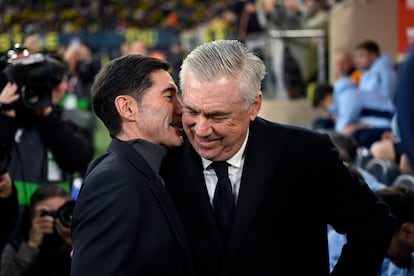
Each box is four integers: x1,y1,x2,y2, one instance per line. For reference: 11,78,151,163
312,83,333,108
355,40,380,56
329,132,358,163
91,54,171,137
30,184,70,214
376,185,414,231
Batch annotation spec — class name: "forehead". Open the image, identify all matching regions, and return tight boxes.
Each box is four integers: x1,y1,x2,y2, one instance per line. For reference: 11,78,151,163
354,48,369,56
182,73,243,109
36,196,67,209
145,69,177,94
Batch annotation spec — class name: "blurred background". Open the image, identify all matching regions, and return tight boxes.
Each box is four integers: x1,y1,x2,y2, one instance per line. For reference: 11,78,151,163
0,0,413,155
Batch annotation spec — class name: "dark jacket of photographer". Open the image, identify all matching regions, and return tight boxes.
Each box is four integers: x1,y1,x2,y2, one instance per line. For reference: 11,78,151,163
0,105,94,205
0,185,18,252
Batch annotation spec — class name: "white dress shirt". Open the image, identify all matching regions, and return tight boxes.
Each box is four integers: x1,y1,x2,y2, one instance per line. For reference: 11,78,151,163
201,131,249,205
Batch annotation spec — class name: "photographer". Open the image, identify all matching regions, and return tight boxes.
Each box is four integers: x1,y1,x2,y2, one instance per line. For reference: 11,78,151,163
0,184,73,276
0,144,18,253
0,50,94,206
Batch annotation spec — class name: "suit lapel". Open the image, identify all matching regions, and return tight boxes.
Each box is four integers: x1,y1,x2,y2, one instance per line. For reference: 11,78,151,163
147,177,194,273
108,139,194,272
182,143,225,255
223,119,285,268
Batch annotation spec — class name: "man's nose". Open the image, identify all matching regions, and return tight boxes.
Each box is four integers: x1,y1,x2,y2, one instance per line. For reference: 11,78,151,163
193,116,212,136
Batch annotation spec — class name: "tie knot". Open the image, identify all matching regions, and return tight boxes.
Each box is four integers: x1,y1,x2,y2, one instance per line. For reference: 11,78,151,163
211,161,229,178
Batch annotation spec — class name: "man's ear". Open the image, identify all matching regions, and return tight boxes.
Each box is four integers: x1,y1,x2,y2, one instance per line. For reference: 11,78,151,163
400,222,414,243
114,95,137,121
249,92,262,121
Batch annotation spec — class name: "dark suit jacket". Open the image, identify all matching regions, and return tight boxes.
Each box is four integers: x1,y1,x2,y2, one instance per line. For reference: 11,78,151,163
71,138,193,276
161,117,395,276
396,49,414,165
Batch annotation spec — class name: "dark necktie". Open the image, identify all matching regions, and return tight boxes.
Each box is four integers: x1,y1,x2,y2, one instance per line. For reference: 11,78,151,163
212,161,235,241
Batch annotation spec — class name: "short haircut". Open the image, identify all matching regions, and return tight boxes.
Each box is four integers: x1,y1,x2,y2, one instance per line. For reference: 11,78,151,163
179,39,265,109
355,40,380,55
329,132,358,163
30,184,70,213
376,185,414,230
312,83,333,108
91,54,171,137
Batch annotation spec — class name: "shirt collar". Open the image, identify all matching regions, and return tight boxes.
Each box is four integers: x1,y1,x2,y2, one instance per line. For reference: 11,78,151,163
127,139,167,174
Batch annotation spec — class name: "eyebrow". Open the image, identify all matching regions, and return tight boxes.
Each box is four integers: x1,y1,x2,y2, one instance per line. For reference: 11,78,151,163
161,86,178,94
184,104,230,117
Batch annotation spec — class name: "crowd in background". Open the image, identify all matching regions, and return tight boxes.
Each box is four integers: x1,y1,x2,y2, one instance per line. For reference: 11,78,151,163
0,0,236,33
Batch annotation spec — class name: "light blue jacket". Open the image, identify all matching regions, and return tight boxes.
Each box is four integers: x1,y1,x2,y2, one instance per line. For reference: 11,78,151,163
330,78,395,133
359,54,398,103
329,230,414,275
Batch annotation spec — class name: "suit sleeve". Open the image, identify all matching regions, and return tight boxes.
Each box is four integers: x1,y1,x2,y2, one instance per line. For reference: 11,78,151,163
320,134,395,276
396,50,414,166
71,159,142,276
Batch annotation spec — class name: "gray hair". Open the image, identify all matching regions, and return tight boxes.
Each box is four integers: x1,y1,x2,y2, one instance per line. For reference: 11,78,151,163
180,40,266,108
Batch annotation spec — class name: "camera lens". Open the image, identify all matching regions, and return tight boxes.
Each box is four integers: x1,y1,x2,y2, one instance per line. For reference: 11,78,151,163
57,200,75,228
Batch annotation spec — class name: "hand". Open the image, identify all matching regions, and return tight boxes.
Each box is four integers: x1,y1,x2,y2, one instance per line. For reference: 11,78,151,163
55,219,72,248
0,172,13,198
34,106,53,117
27,205,55,248
0,82,19,117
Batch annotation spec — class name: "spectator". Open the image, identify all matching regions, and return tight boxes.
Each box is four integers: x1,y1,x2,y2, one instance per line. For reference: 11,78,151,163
62,40,99,144
370,49,414,177
331,185,414,275
333,49,362,86
312,81,394,148
354,40,398,103
327,131,386,191
0,184,73,276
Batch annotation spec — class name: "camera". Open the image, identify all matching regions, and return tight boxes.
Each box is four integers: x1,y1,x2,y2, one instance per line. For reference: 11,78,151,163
41,200,75,228
2,44,68,109
0,144,10,175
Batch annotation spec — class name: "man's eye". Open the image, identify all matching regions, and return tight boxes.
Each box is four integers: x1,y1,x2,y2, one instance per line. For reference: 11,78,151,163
211,115,227,121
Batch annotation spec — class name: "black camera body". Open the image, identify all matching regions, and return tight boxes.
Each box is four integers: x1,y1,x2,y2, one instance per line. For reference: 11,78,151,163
3,45,68,109
41,200,75,228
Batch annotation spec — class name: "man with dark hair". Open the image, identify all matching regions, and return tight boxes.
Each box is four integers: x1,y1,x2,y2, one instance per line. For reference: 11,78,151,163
354,40,397,102
377,185,414,270
71,54,193,276
0,184,72,276
330,185,414,275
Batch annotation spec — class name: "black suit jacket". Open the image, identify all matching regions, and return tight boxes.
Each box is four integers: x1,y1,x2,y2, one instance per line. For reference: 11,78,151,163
161,117,395,276
71,138,193,276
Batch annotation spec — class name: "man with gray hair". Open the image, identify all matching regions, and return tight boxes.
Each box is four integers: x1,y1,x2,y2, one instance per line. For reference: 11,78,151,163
161,39,395,275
